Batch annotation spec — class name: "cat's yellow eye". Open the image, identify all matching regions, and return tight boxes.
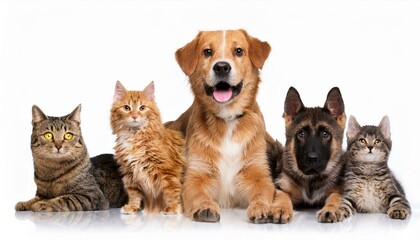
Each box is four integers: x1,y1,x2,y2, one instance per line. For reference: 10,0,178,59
374,139,381,144
124,105,131,111
358,138,366,144
139,105,145,111
44,132,53,141
64,133,73,140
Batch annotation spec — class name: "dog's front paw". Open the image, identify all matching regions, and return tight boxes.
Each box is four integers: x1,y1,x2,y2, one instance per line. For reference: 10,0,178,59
192,201,220,222
270,203,294,224
387,204,410,220
247,201,270,224
317,206,346,223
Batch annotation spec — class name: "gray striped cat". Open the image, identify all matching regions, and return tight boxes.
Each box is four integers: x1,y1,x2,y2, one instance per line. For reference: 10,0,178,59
340,115,411,220
15,105,127,212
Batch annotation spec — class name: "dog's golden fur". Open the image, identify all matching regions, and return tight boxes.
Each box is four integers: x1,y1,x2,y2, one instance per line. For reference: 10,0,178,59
165,29,282,223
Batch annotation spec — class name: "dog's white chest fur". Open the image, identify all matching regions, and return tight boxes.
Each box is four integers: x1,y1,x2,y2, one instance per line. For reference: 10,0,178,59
217,121,244,208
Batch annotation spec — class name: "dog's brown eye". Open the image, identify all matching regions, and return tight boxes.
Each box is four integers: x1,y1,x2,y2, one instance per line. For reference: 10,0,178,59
234,48,244,57
203,49,212,57
322,131,330,139
298,130,306,138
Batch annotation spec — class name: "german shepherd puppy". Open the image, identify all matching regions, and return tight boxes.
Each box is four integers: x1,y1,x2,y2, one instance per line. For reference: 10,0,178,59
271,86,347,223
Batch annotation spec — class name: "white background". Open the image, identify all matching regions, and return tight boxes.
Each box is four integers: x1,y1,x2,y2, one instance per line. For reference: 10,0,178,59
1,0,419,239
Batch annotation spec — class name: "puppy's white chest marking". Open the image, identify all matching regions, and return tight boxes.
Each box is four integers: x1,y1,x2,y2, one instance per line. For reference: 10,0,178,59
217,121,244,207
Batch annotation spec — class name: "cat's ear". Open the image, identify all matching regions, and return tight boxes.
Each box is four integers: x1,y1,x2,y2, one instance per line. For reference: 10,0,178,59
283,87,304,126
143,81,155,101
379,115,391,139
67,104,82,124
114,80,127,102
32,105,47,125
324,87,346,130
346,115,361,140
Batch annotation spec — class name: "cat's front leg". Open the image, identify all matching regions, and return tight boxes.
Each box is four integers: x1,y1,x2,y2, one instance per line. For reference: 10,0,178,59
387,197,411,220
30,193,104,212
121,186,144,214
15,196,42,211
162,178,182,214
317,192,348,223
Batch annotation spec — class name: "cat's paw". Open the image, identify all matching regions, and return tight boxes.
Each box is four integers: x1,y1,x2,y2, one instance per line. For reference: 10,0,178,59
121,204,141,214
31,201,55,212
15,201,31,211
317,207,346,223
388,204,410,220
192,201,220,222
163,203,181,215
270,203,294,224
247,200,270,224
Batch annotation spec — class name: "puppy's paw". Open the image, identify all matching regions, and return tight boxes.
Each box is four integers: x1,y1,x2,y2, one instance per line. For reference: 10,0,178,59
270,204,293,224
192,201,220,222
388,204,410,220
317,206,346,223
247,201,270,224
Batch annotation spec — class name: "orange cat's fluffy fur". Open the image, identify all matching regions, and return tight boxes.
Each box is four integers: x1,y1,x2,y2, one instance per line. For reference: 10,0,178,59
110,81,185,214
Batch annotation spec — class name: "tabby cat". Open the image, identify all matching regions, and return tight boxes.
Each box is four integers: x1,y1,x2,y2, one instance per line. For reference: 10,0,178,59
111,81,185,214
340,115,411,220
15,105,127,212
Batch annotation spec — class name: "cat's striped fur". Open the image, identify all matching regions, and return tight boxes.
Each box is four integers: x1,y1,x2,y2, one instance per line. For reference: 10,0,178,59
15,105,127,212
340,115,411,220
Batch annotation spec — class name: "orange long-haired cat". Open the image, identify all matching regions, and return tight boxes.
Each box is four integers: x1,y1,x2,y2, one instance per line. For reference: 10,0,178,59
110,81,185,214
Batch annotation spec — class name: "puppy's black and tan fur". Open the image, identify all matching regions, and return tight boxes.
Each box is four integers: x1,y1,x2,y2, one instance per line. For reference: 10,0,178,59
272,87,347,223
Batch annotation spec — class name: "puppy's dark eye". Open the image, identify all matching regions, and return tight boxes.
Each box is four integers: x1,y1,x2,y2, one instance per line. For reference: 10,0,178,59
234,48,244,57
203,49,212,57
322,131,330,139
298,130,306,138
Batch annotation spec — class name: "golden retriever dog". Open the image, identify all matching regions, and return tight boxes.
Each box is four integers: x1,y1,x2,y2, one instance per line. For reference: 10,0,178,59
165,29,282,223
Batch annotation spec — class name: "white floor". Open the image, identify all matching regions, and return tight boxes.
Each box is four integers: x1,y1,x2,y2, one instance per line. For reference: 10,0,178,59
9,207,419,240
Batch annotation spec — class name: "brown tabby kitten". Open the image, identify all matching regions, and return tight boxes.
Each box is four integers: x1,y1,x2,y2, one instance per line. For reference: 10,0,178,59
15,105,127,212
340,115,411,220
111,81,186,214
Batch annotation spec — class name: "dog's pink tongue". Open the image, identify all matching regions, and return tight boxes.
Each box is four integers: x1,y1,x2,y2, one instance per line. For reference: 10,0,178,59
213,89,233,103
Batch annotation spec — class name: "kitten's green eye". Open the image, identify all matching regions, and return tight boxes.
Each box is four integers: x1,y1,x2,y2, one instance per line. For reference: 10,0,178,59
44,132,53,141
359,138,367,144
139,105,145,111
64,133,73,140
124,105,131,111
374,139,381,144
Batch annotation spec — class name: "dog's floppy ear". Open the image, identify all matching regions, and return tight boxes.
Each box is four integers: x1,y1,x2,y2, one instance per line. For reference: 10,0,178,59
175,32,201,76
241,29,271,69
283,86,304,126
324,87,346,130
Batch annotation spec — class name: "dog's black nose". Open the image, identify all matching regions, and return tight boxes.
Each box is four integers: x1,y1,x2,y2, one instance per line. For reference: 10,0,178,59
306,152,318,161
213,61,231,76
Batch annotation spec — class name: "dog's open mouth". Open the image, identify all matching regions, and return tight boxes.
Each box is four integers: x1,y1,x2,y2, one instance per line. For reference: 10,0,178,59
205,81,243,103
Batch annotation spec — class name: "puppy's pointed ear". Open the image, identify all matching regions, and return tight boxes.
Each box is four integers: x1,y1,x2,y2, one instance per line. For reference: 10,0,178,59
283,87,304,126
242,29,271,69
324,87,346,130
346,115,361,141
175,32,201,76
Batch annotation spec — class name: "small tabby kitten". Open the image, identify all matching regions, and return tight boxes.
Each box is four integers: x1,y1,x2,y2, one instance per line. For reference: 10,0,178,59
341,115,411,219
15,105,127,212
111,81,186,214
